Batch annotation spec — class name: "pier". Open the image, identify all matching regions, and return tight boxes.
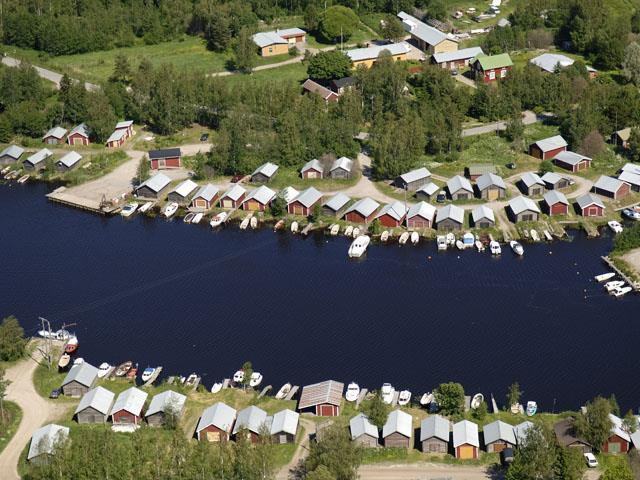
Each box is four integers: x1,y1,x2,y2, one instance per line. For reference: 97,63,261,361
258,385,272,398
601,256,640,291
284,385,299,401
47,187,121,215
355,388,368,408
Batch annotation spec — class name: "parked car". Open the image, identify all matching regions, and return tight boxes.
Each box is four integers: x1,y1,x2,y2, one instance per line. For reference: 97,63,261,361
450,68,459,76
231,174,244,183
436,191,447,203
584,452,598,468
200,133,209,142
49,388,61,399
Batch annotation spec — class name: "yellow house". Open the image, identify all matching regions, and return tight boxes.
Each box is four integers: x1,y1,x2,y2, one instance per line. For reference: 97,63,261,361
345,42,411,69
252,28,306,57
397,11,458,55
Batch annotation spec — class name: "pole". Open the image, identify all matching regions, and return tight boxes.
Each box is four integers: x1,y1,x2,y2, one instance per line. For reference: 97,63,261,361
39,317,51,369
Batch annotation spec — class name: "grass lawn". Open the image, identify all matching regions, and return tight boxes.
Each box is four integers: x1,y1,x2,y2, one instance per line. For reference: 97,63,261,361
33,361,70,400
225,62,308,86
131,124,217,151
256,165,360,192
0,402,23,455
53,150,130,186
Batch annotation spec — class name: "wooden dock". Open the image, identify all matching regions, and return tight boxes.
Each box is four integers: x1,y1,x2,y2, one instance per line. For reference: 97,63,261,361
222,378,231,389
355,388,368,408
581,221,599,238
284,385,299,401
301,223,313,236
47,187,120,215
602,256,640,291
143,366,163,387
491,394,499,414
391,391,399,407
258,385,272,398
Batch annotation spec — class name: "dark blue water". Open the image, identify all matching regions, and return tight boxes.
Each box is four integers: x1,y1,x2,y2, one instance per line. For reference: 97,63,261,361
2,182,639,411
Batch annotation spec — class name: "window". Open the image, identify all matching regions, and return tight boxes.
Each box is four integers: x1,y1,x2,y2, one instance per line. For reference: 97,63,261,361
268,47,273,53
489,70,496,80
500,68,507,78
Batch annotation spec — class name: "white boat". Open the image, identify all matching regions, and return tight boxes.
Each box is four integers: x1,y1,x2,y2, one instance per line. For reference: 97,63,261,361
595,272,616,282
291,221,299,233
398,390,411,406
239,216,250,230
17,174,29,184
455,239,465,250
275,383,292,399
605,280,625,292
139,201,154,213
249,372,263,387
381,230,390,242
420,392,434,405
233,370,245,383
210,212,228,228
250,216,258,229
183,212,195,223
462,232,474,248
330,224,340,236
613,286,633,297
475,240,484,252
274,219,285,231
0,166,10,175
470,393,484,410
530,229,540,242
352,227,360,238
210,382,223,394
73,357,84,366
623,208,640,221
490,240,501,255
348,235,371,258
163,202,179,218
399,232,409,245
437,236,447,250
38,328,71,341
410,232,419,245
510,241,524,256
543,230,553,241
526,401,537,416
381,383,395,404
344,225,353,237
191,212,203,224
608,220,623,233
141,367,156,382
97,362,112,378
185,373,199,387
120,203,138,217
510,403,524,415
345,382,360,402
446,232,456,246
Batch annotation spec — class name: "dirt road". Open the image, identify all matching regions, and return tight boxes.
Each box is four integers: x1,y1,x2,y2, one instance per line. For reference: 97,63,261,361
276,418,316,480
359,463,501,480
462,111,538,137
1,55,99,91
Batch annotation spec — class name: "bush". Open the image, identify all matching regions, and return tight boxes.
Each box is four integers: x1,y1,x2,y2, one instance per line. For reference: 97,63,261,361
318,6,359,43
0,316,27,362
614,222,640,253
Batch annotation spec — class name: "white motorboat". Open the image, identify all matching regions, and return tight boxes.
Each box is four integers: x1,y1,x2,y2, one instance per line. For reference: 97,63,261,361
191,212,203,224
608,220,623,233
0,166,10,175
352,227,360,238
475,240,484,252
330,224,340,236
381,230,390,242
595,272,615,282
139,201,154,213
381,383,395,404
613,286,633,297
345,382,360,402
291,221,299,233
120,203,138,217
210,212,228,228
97,362,112,378
462,232,474,248
233,370,245,383
622,208,640,221
163,202,179,218
185,373,199,387
250,216,258,229
239,216,250,230
275,382,292,399
530,229,540,242
210,382,223,394
420,392,434,405
490,240,501,255
73,357,84,366
249,372,263,387
510,403,524,415
605,280,625,292
141,367,156,383
456,239,465,250
344,225,353,237
348,235,371,258
510,241,524,256
437,236,447,250
399,232,409,245
410,232,419,245
183,212,195,223
471,393,484,410
38,328,71,341
446,232,456,246
526,401,537,416
398,390,412,406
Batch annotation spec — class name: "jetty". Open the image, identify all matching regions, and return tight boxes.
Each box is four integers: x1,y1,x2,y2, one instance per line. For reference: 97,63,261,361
491,394,499,414
258,385,272,398
355,388,368,408
47,187,121,215
391,390,399,407
301,223,313,236
581,221,599,237
222,378,231,389
284,385,299,401
143,366,163,387
601,256,640,291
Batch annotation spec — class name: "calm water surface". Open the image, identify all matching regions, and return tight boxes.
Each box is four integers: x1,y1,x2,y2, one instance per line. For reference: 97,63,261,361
1,183,639,411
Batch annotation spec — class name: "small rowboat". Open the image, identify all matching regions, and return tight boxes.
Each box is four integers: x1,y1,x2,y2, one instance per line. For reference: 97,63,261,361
210,212,228,228
249,372,263,387
471,393,484,410
526,401,537,416
275,383,292,399
139,201,154,213
420,392,434,405
64,336,78,354
126,364,138,381
613,286,633,297
290,221,299,233
163,202,179,218
399,232,409,245
344,225,353,237
352,227,360,238
191,213,203,224
233,370,245,383
17,174,30,184
608,220,623,234
274,219,285,231
381,231,390,242
58,354,71,369
410,232,419,245
211,382,223,393
510,241,524,256
330,224,340,236
115,361,133,377
183,212,195,223
437,236,447,250
345,382,360,402
595,272,615,282
398,390,412,406
239,216,250,230
250,216,258,229
605,280,625,292
475,240,484,252
530,229,540,242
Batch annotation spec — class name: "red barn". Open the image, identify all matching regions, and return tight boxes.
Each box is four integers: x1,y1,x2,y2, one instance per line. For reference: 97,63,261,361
407,202,436,229
529,135,568,160
576,193,605,217
106,129,127,148
298,380,344,417
149,148,182,169
471,53,513,83
192,184,219,210
602,415,631,454
219,184,246,209
544,191,569,216
110,387,147,426
196,402,237,442
42,126,67,145
343,197,380,224
115,120,134,139
243,185,276,212
67,123,91,146
553,151,591,172
300,159,324,179
287,187,323,216
375,201,407,228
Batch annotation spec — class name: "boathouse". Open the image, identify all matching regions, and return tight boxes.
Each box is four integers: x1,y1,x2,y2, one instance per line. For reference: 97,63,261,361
350,413,379,448
106,129,127,148
618,170,640,192
466,164,497,181
395,167,431,191
553,151,591,172
219,184,246,209
543,190,569,216
196,402,237,442
541,172,569,190
149,148,182,169
476,173,506,200
514,421,533,445
529,135,568,160
23,148,53,171
436,204,464,231
192,184,220,210
270,409,299,444
302,79,340,103
0,145,24,165
447,175,473,200
432,47,484,70
110,387,148,425
407,201,436,229
75,386,114,424
145,390,186,427
453,420,479,459
298,380,344,417
397,11,458,55
56,151,82,172
251,162,279,183
280,186,300,203
471,53,513,83
471,205,495,228
43,126,67,145
420,414,450,453
167,179,198,204
61,362,99,397
612,128,631,148
483,420,516,453
375,201,407,228
301,159,324,179
415,182,439,201
382,410,412,449
28,424,69,466
554,419,592,453
67,123,91,146
243,185,276,211
343,197,380,223
322,192,351,217
520,172,545,196
592,176,630,200
603,414,630,454
135,173,172,199
233,406,268,443
621,162,640,175
508,196,540,223
287,187,323,216
115,120,134,139
330,156,354,179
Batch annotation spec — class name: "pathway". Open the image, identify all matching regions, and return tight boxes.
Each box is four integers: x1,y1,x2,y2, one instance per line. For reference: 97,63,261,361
462,111,538,137
455,73,478,89
1,55,99,91
276,418,316,480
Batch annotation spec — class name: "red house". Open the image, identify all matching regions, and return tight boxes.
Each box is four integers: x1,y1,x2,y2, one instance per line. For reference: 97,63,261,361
553,151,591,172
576,193,605,217
529,135,568,160
42,126,67,145
219,185,246,209
149,148,182,169
287,187,323,216
543,191,569,216
110,387,147,425
592,176,630,200
407,202,436,229
192,184,219,210
471,53,513,83
375,201,407,228
300,159,324,179
343,197,380,224
243,185,276,212
115,120,134,139
602,414,631,454
67,123,91,146
106,129,127,148
298,380,344,417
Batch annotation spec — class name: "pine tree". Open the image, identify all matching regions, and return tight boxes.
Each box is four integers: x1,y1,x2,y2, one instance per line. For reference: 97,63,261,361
206,14,231,52
234,28,257,74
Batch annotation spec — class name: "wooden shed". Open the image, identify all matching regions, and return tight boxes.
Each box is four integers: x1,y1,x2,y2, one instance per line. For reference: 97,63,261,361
415,182,439,202
375,201,407,228
330,157,353,179
287,187,323,216
612,128,631,148
23,148,53,171
298,380,344,417
219,184,246,209
508,196,541,223
602,414,631,454
407,202,436,229
471,53,513,82
56,151,82,172
42,126,67,145
301,159,324,179
28,424,69,466
382,410,412,449
395,167,431,192
420,415,449,453
145,390,186,427
115,120,134,139
0,145,24,165
270,409,299,444
110,387,148,425
106,129,127,148
435,204,464,231
135,173,172,199
592,176,630,200
343,197,380,224
167,179,198,204
251,162,279,183
149,148,182,169
322,192,351,217
243,185,276,211
453,420,479,459
483,420,516,453
350,413,379,448
553,151,591,172
191,184,219,210
74,386,114,424
529,135,568,160
471,205,495,228
67,123,91,146
61,362,99,398
576,193,605,217
543,190,569,216
541,172,569,190
196,402,237,442
475,173,506,200
447,175,473,200
233,405,268,444
554,419,592,453
520,172,545,196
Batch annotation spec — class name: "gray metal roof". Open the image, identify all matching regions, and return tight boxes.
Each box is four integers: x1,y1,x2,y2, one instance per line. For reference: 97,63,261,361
472,205,495,223
433,47,484,64
26,148,53,165
350,413,378,440
146,390,186,417
276,27,306,38
530,53,574,73
476,173,506,191
69,123,90,138
509,196,540,215
622,162,640,175
576,193,604,210
619,170,640,187
279,186,300,203
57,151,82,168
436,204,464,224
544,190,569,206
447,175,473,195
330,156,353,173
110,387,148,416
398,11,454,47
407,201,436,222
301,159,323,174
298,380,344,409
483,420,517,446
382,409,412,439
43,126,67,140
170,179,199,198
270,409,299,436
0,144,25,159
345,42,411,62
417,182,439,196
197,402,237,433
323,192,351,211
232,405,268,435
252,31,289,48
344,197,380,218
138,173,171,193
399,167,431,184
106,129,127,143
594,175,626,193
193,184,219,202
420,414,450,442
514,421,533,445
62,362,99,388
532,135,567,152
553,150,590,166
609,414,631,442
28,424,69,461
252,162,279,179
116,120,133,129
376,201,407,222
452,420,479,448
244,185,276,205
222,184,246,201
541,171,564,185
74,386,114,415
289,187,323,208
521,172,544,188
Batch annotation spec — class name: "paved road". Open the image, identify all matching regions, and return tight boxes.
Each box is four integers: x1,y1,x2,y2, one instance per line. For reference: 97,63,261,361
359,463,501,480
1,55,99,91
462,111,538,137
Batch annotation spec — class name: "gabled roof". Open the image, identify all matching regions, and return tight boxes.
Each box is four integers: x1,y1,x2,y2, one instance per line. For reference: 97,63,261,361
197,402,237,434
252,31,289,48
344,197,380,218
398,11,455,47
279,186,300,203
193,184,219,202
531,135,567,152
331,156,353,173
106,129,127,143
541,171,564,185
301,159,323,174
554,418,592,448
468,164,496,176
420,414,449,442
115,120,133,129
417,182,439,196
233,405,268,435
472,53,513,70
530,53,574,73
576,193,605,210
433,47,484,64
69,123,91,138
221,184,246,201
476,172,506,191
75,386,114,415
146,390,186,417
544,190,569,206
289,187,323,208
376,201,407,221
0,144,24,160
170,179,199,198
57,151,82,168
345,42,411,63
407,201,436,221
323,192,351,211
521,172,544,188
149,148,181,160
609,414,631,442
509,196,541,215
382,409,412,439
453,420,479,448
594,175,626,193
471,205,495,223
399,167,431,184
514,421,533,445
28,424,69,461
62,362,99,388
621,162,640,175
615,128,632,142
270,409,299,436
436,204,464,224
252,162,279,179
298,380,344,409
553,150,590,166
244,185,276,205
276,27,306,38
138,173,171,193
303,79,339,101
350,413,379,439
110,387,148,416
447,175,473,194
26,148,53,165
483,420,517,446
331,76,356,89
619,170,640,187
43,126,67,140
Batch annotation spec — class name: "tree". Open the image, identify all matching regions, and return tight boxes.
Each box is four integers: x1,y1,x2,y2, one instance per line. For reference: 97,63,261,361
578,130,604,158
574,396,613,453
506,382,522,410
434,382,465,416
601,460,634,480
0,316,26,361
305,423,362,480
609,394,621,417
539,160,554,176
309,203,322,222
270,196,286,217
241,361,253,389
307,50,353,82
137,156,150,183
361,392,389,429
304,4,320,32
0,116,12,143
368,218,382,235
206,14,231,52
505,423,558,480
505,110,524,150
381,16,405,43
307,465,336,480
0,368,10,424
472,400,488,421
623,409,637,434
318,6,359,43
109,54,131,84
554,444,586,480
627,127,640,162
85,92,117,143
623,42,640,86
234,28,257,74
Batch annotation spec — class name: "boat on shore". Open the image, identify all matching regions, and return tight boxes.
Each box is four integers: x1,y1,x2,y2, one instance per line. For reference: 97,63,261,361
471,393,484,410
530,229,540,242
126,364,138,381
344,225,353,237
398,390,411,406
437,236,447,250
17,174,29,184
139,201,154,213
490,241,501,255
163,202,179,218
120,203,138,217
210,212,228,228
348,235,370,258
185,373,199,387
183,212,195,223
446,232,456,246
345,382,360,402
210,382,223,394
410,232,419,245
64,336,78,354
352,227,360,238
455,239,464,250
141,367,156,383
381,230,389,242
249,372,263,387
0,166,10,175
191,212,203,224
274,219,285,231
608,220,623,233
475,240,484,252
381,383,395,404
98,362,112,378
114,361,133,377
73,357,84,366
511,403,524,415
399,232,409,245
612,286,633,297
510,241,524,256
233,370,245,384
595,272,615,282
622,208,640,221
250,216,258,229
239,216,250,230
58,354,71,369
605,280,625,292
275,383,292,399
420,392,434,405
291,221,299,233
330,224,340,236
526,401,537,416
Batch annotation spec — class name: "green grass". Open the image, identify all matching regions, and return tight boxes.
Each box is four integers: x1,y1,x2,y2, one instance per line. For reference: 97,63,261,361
0,402,23,455
54,150,129,186
33,361,69,400
254,166,360,192
224,62,309,86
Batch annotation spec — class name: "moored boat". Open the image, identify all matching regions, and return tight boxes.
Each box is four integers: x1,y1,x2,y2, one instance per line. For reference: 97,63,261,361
612,286,633,297
399,232,409,245
139,201,154,213
410,232,419,245
530,229,540,242
622,208,640,221
608,220,623,233
526,401,537,416
239,216,250,230
249,372,263,387
381,383,395,404
274,219,285,231
163,202,179,218
381,230,390,242
344,225,353,237
183,212,195,223
398,390,411,406
38,329,71,341
141,367,156,383
97,362,112,378
330,224,340,236
210,382,223,394
233,370,245,383
290,221,299,233
58,354,71,369
345,382,360,402
510,241,524,256
114,361,133,377
210,211,228,228
445,232,455,246
595,272,615,282
455,239,464,250
126,364,138,381
420,392,434,405
475,240,484,252
275,382,292,399
120,202,138,217
348,235,370,258
73,357,84,366
64,336,79,354
17,174,30,184
352,227,360,238
605,280,625,292
471,393,484,410
191,212,203,224
185,373,199,387
437,236,447,250
462,232,474,248
250,216,258,229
